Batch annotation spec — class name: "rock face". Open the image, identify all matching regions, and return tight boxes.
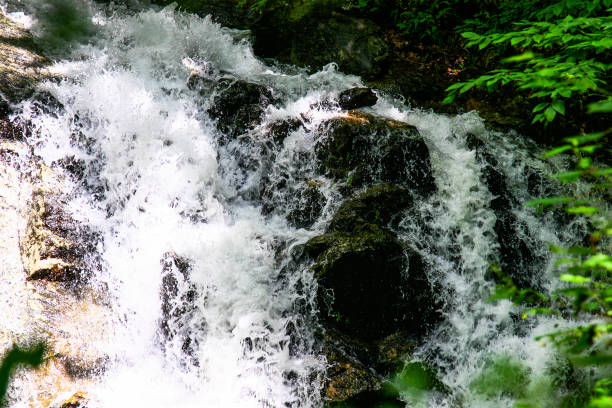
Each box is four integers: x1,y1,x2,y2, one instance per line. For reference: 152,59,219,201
0,15,108,407
285,13,388,79
20,164,96,283
307,184,440,403
0,137,111,407
316,112,436,195
307,184,438,342
159,252,200,365
466,134,545,290
0,14,49,107
205,78,276,141
306,115,440,403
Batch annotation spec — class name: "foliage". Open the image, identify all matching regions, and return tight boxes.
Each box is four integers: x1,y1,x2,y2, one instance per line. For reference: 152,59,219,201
350,0,502,43
469,356,531,399
444,4,612,124
489,110,611,406
443,2,612,405
0,343,46,407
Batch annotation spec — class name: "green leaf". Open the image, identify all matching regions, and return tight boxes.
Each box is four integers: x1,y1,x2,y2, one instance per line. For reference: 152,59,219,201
570,355,612,366
564,132,605,146
461,31,480,39
583,254,612,271
587,98,612,113
552,100,566,115
567,246,595,255
566,206,600,215
594,168,612,177
446,82,464,91
560,274,591,284
541,145,572,158
533,102,549,113
555,257,579,266
502,51,535,63
459,82,477,94
522,307,555,318
442,95,455,105
526,196,572,206
578,157,592,169
544,106,557,122
553,170,583,182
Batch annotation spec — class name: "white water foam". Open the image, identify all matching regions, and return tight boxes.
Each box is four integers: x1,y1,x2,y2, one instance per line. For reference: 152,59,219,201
2,1,595,407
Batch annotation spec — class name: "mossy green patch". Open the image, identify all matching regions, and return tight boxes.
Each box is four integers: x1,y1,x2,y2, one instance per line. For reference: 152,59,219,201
469,355,531,399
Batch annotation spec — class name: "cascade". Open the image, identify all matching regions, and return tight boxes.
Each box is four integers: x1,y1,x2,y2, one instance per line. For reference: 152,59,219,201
0,1,589,407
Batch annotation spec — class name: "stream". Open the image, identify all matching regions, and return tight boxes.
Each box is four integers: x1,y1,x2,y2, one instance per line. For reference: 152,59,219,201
1,1,590,407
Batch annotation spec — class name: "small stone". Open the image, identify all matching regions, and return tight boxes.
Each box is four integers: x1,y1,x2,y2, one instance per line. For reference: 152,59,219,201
60,391,88,408
338,88,378,110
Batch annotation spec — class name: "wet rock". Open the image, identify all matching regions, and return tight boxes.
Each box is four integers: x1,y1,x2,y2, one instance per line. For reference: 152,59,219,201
308,228,433,340
0,117,23,140
0,14,50,104
328,183,411,232
306,184,437,341
323,333,383,402
315,112,435,196
338,88,378,110
208,78,275,140
266,117,303,144
59,391,88,408
321,330,420,406
465,133,544,290
159,252,201,365
153,0,262,29
287,184,326,229
20,164,97,283
375,332,417,373
60,355,108,379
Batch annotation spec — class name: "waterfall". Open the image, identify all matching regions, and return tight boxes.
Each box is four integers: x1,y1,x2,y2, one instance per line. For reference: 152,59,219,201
1,1,589,407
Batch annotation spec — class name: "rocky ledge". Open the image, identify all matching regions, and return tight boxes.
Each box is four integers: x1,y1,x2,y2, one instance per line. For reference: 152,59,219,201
0,14,106,408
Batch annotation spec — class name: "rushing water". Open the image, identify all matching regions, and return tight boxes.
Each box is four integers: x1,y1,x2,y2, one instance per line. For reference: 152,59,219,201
1,1,593,407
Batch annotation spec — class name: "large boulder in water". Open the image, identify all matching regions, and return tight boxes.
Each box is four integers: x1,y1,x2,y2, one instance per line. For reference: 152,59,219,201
306,183,439,342
315,112,435,196
197,77,276,141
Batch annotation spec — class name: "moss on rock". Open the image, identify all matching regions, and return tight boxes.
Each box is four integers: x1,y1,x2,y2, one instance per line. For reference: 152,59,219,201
315,112,435,196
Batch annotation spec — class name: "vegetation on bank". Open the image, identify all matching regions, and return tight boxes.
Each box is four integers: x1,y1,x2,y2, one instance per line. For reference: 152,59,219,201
0,343,45,407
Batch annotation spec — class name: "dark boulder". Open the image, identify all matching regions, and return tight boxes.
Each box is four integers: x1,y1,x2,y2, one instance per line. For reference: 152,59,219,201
287,184,326,229
328,183,412,232
322,330,383,403
307,228,434,341
465,133,544,290
159,252,201,365
306,183,438,341
206,78,275,141
315,112,435,196
266,117,303,144
338,88,378,110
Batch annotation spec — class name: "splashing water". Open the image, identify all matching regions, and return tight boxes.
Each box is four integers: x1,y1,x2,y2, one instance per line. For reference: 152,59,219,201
1,1,592,407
